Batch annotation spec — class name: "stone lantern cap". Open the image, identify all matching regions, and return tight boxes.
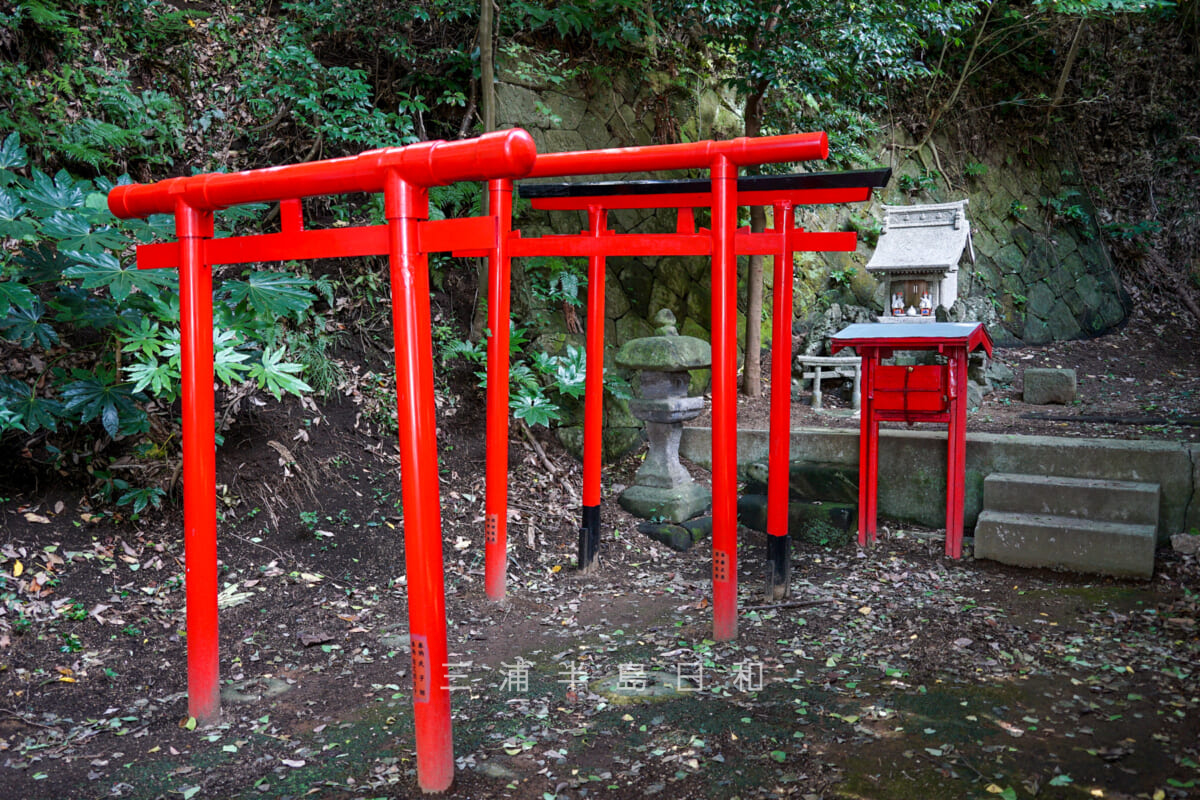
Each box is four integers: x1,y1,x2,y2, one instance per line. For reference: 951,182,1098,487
615,310,711,372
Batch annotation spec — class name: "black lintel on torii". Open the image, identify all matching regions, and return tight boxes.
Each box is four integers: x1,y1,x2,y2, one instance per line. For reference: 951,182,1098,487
517,167,892,199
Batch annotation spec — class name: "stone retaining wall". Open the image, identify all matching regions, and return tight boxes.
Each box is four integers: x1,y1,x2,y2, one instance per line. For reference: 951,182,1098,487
679,426,1199,544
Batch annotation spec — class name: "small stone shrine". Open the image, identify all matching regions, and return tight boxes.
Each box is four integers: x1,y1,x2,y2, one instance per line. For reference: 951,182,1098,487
866,199,974,321
616,309,712,523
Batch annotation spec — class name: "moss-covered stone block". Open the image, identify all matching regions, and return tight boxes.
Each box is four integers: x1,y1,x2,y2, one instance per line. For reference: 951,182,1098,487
605,275,632,319
1025,281,1057,320
1046,300,1084,341
1023,314,1053,345
656,257,693,300
996,242,1025,275
618,261,655,319
576,114,611,150
849,264,880,309
648,283,682,322
615,314,653,345
543,90,588,130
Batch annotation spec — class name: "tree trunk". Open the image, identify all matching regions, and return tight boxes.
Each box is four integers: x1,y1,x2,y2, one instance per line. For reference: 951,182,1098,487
739,8,781,395
470,0,497,342
742,88,767,397
481,0,496,134
1048,16,1087,121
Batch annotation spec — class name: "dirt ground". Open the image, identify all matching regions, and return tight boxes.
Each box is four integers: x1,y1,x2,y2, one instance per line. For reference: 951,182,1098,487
1,312,1198,800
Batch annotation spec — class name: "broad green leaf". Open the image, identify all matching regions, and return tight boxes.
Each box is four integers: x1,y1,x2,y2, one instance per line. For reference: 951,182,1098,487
215,347,252,385
0,280,36,315
214,329,251,385
0,402,25,433
0,187,27,222
553,345,587,398
529,350,558,375
225,271,315,319
248,345,312,400
1048,775,1073,786
14,242,73,284
50,286,120,331
0,377,64,433
509,361,540,391
0,301,59,348
0,132,27,170
558,270,580,300
603,367,634,400
63,250,175,303
119,317,165,359
510,389,560,428
25,168,86,211
117,486,165,515
41,209,94,250
125,357,177,399
59,376,147,438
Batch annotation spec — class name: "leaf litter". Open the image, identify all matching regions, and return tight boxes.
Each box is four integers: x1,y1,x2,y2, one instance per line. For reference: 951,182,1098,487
0,391,1197,799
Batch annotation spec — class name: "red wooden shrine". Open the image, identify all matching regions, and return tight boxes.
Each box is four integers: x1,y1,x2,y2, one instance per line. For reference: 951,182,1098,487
829,322,993,559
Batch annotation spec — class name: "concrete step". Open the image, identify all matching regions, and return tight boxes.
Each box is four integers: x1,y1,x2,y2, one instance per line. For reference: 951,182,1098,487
983,472,1160,527
973,510,1156,578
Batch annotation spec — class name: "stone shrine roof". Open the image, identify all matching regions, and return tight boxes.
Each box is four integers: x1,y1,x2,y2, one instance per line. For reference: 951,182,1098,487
865,199,974,275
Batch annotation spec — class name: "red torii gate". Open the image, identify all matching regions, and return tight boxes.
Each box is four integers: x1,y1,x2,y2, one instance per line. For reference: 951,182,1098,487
107,128,884,793
495,166,889,602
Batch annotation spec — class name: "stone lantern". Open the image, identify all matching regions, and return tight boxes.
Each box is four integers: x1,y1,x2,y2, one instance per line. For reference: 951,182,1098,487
616,309,712,523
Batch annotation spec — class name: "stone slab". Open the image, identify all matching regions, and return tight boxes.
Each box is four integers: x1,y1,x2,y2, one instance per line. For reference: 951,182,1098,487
973,510,1156,579
636,522,695,552
618,482,710,523
983,472,1160,527
1023,367,1077,404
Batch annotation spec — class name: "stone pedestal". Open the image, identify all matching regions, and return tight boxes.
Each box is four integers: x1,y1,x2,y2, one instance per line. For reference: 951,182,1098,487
615,310,712,524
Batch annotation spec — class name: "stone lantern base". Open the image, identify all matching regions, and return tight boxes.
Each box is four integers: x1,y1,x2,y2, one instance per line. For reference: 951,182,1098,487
618,482,711,524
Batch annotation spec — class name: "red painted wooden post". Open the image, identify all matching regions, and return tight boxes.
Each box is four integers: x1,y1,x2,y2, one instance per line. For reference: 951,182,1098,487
766,201,795,599
947,349,969,558
484,178,514,600
579,205,607,572
857,351,878,546
384,172,453,793
710,155,738,642
176,201,220,725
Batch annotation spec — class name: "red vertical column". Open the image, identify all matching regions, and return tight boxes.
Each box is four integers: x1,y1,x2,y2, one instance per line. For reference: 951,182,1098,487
176,201,220,725
579,206,607,573
765,202,794,600
857,350,879,546
484,179,513,600
945,349,969,558
710,156,738,641
384,172,453,793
